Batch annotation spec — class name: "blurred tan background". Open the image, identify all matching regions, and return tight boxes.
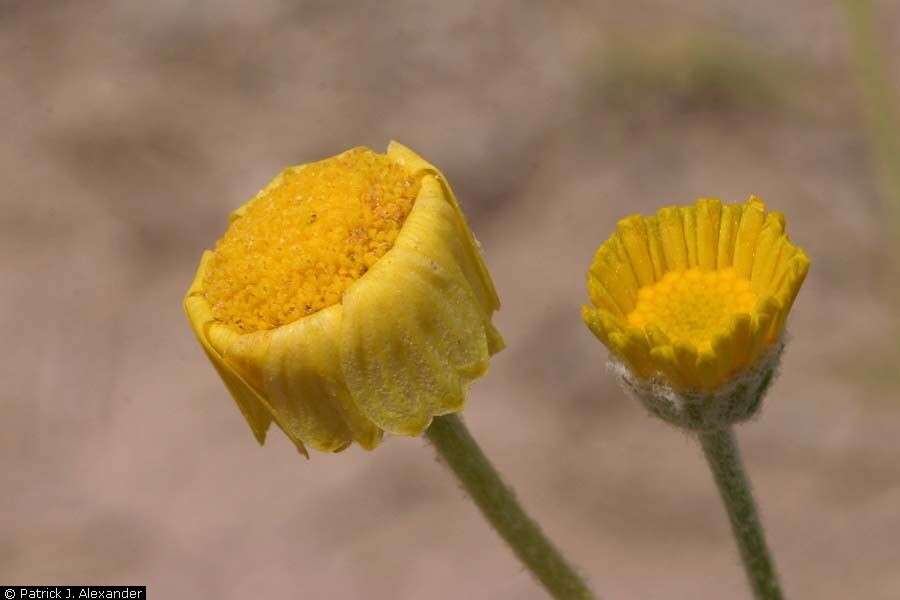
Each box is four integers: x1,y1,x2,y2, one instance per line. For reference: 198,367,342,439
3,1,900,598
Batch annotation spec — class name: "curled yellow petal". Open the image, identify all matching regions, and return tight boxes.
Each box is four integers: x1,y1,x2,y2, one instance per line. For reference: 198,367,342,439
340,189,492,434
252,306,382,452
184,252,279,448
387,142,500,316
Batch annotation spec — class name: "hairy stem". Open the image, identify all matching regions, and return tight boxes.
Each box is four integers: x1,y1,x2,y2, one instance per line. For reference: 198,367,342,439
425,414,596,600
699,427,784,600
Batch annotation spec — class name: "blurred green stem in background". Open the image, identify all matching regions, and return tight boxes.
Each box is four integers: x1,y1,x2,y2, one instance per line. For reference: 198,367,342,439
700,428,784,600
841,0,900,234
426,414,597,600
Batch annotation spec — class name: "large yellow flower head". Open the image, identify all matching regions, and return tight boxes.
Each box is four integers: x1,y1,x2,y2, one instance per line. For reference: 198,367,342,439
582,196,809,430
184,143,503,455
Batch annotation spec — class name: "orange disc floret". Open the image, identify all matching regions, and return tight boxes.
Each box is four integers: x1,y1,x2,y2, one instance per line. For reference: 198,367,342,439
203,147,422,333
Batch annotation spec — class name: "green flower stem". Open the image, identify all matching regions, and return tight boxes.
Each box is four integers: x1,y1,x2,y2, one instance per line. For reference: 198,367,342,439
699,427,783,600
425,413,596,600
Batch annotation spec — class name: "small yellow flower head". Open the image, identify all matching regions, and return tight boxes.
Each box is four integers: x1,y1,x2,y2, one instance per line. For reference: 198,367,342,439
184,143,503,454
582,196,809,430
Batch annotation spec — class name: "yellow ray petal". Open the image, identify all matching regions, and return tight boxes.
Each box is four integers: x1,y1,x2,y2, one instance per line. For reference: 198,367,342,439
611,234,641,295
582,306,625,347
717,203,743,269
340,181,494,435
748,296,779,359
777,252,811,315
587,277,626,319
622,329,655,378
341,249,485,434
695,198,722,270
184,252,280,449
681,205,699,268
643,216,669,279
588,242,637,314
657,207,688,271
485,321,506,356
251,305,383,452
393,175,502,351
616,216,656,286
609,331,653,379
387,141,500,315
751,212,786,293
733,196,767,278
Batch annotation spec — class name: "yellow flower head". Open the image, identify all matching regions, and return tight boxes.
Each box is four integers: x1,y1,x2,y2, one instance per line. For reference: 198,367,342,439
184,143,503,455
583,197,809,429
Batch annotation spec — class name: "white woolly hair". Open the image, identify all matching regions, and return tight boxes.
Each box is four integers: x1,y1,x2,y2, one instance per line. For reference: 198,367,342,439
608,336,786,432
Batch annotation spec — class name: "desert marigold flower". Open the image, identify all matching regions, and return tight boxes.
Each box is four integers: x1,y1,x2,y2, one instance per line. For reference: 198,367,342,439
184,142,503,454
582,196,809,430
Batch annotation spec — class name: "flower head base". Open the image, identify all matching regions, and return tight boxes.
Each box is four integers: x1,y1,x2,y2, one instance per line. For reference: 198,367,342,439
185,143,503,454
583,196,808,430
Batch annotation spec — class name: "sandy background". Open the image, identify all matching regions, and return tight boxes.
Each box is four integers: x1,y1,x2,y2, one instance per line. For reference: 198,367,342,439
3,1,900,598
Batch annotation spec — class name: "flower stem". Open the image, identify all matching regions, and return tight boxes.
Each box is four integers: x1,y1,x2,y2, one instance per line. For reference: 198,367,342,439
699,427,784,600
425,413,596,600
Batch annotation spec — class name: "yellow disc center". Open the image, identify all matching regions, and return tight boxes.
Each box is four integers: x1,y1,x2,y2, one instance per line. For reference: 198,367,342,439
627,268,757,347
203,148,422,333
